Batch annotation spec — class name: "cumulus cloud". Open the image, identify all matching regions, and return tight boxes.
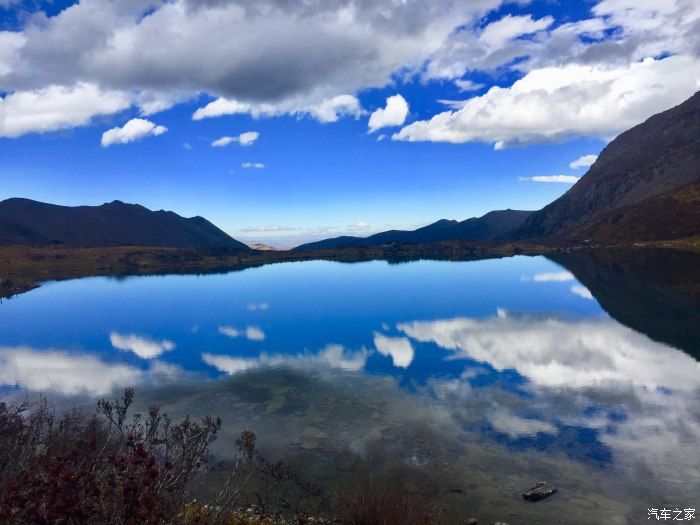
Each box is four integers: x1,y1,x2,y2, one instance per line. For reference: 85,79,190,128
395,55,700,147
241,162,265,169
350,221,370,229
373,332,414,368
0,82,130,138
110,332,175,359
570,154,598,169
212,131,259,148
0,0,505,135
101,118,167,147
1,0,698,141
479,14,554,49
368,94,409,133
520,175,580,183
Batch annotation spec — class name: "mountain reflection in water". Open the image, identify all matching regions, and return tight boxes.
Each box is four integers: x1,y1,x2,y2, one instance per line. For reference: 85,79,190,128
0,250,698,524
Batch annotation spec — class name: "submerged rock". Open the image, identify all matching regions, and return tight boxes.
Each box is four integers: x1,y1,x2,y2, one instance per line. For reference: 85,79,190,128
522,481,557,502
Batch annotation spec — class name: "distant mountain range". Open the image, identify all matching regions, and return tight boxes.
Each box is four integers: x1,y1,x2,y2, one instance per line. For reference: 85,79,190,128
0,198,249,250
294,209,532,251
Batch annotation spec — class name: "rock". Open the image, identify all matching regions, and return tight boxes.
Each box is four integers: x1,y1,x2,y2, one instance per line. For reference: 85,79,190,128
466,518,477,525
522,481,557,502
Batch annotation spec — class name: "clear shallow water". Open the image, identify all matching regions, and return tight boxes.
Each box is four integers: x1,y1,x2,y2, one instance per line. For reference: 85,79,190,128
1,255,698,524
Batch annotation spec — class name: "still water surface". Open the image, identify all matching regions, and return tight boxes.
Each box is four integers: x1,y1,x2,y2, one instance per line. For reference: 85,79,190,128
1,254,698,524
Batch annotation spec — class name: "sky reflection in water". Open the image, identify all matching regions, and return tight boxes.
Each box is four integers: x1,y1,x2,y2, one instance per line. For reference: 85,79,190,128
1,256,698,523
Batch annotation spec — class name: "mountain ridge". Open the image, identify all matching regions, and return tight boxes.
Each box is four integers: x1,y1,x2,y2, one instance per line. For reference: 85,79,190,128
512,91,700,241
0,198,249,250
294,209,532,251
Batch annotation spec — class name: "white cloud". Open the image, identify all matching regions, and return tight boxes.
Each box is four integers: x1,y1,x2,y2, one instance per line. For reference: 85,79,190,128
309,95,363,123
395,55,700,147
368,94,409,133
218,326,240,338
218,325,265,341
110,332,175,359
570,154,598,169
238,131,259,146
101,118,167,147
245,326,265,341
239,225,296,233
212,136,235,147
373,332,414,368
520,175,581,183
454,79,486,92
570,284,594,299
193,98,254,120
241,162,265,169
351,221,370,229
213,131,260,147
0,82,130,138
182,141,192,150
479,14,554,49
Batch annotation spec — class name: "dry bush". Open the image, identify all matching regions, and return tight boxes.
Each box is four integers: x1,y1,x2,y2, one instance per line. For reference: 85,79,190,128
0,389,255,524
335,474,453,525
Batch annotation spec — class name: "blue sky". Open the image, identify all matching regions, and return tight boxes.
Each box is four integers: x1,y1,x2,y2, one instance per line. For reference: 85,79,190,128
1,0,698,246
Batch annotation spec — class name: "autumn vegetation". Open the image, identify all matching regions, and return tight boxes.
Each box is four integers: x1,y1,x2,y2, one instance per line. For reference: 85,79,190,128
0,389,463,524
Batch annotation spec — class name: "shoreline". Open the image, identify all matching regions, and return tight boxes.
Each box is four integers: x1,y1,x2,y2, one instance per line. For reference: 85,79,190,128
1,238,698,300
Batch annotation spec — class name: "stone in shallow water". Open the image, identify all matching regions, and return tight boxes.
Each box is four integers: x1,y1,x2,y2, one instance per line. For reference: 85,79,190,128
522,481,557,502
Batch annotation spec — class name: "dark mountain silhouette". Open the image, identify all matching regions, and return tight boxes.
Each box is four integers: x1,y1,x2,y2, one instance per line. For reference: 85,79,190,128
294,209,532,251
0,198,249,250
548,249,700,359
513,91,700,242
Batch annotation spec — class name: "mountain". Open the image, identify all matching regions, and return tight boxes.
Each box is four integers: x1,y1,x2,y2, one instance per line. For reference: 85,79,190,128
0,198,249,250
294,209,532,251
549,249,700,359
513,91,700,242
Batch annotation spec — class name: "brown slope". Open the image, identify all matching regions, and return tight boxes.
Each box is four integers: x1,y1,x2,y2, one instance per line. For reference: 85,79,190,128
514,91,700,241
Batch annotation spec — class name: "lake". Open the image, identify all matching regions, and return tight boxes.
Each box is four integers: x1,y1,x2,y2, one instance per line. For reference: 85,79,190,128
1,251,698,524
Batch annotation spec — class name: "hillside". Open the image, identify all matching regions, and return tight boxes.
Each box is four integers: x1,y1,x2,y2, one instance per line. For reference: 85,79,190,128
0,198,249,250
514,91,700,241
295,209,532,251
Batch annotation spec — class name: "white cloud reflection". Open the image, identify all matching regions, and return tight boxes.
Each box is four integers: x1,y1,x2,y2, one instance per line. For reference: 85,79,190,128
202,344,369,375
109,332,175,359
0,346,181,396
373,333,414,368
398,315,699,391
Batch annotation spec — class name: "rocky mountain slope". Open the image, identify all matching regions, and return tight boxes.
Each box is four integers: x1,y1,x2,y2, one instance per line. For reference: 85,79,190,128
513,91,700,241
